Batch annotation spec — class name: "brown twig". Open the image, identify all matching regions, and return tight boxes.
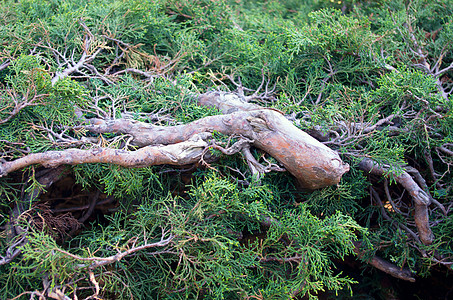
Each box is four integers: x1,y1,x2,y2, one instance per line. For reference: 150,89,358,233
353,241,416,282
0,133,212,177
0,86,49,125
358,158,433,245
51,19,104,85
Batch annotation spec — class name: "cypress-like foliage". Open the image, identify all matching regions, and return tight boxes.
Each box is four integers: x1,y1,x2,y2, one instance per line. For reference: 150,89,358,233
0,0,452,298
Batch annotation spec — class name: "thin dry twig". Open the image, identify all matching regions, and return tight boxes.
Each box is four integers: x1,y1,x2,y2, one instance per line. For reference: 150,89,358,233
54,232,173,269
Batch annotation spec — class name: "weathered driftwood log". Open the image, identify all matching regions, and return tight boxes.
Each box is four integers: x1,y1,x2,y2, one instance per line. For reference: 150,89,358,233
0,92,349,190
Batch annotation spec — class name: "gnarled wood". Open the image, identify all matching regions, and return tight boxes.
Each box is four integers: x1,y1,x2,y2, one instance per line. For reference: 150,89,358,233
0,92,349,189
200,92,350,189
0,133,211,176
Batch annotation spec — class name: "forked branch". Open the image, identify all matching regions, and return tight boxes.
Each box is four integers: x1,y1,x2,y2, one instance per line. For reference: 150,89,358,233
1,92,349,189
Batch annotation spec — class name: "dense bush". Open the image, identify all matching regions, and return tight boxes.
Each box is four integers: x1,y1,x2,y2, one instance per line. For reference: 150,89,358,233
0,0,452,299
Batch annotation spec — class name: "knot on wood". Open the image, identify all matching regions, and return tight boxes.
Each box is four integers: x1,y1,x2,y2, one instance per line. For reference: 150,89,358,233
246,116,269,132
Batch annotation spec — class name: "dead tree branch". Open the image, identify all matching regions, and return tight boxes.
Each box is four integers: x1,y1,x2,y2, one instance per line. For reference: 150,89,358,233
55,232,173,269
0,86,49,125
1,92,349,189
0,133,212,176
353,241,416,282
358,158,433,245
51,19,104,85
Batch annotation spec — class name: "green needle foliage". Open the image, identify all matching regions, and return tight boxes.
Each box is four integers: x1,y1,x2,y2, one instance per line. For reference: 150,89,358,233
2,173,364,299
1,0,453,299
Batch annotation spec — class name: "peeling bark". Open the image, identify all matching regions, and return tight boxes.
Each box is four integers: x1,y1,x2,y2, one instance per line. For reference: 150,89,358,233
0,133,211,176
0,92,349,189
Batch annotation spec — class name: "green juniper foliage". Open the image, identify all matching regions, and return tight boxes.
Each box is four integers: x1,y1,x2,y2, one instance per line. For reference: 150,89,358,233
1,0,453,299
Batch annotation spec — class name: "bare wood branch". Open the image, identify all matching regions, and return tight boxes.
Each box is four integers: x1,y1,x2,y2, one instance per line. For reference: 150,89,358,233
362,114,396,134
405,165,447,215
358,158,433,245
0,87,49,125
0,133,212,177
353,241,415,282
54,234,173,269
0,233,27,265
111,68,156,79
76,92,349,189
0,60,10,71
434,61,453,77
1,92,348,190
438,145,453,157
51,20,104,85
84,271,100,300
51,48,88,85
370,187,421,244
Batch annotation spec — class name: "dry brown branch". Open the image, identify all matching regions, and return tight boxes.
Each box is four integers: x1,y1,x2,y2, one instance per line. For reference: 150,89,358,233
437,144,453,156
0,232,27,265
0,133,212,176
0,60,10,71
405,166,447,215
48,289,71,300
358,158,433,245
51,19,104,85
362,114,397,134
85,271,100,300
0,86,49,125
353,241,415,282
366,255,415,282
370,187,421,243
200,92,349,189
10,290,46,300
1,91,349,189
